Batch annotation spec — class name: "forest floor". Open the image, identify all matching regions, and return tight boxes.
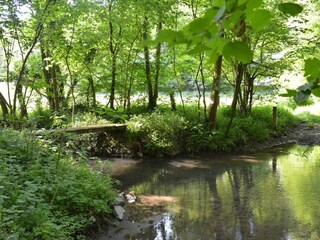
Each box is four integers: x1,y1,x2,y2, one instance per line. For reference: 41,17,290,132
243,122,320,152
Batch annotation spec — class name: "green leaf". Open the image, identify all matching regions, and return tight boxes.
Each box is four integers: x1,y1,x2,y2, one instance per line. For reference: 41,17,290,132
188,17,212,34
297,82,314,92
280,89,296,97
246,0,263,10
278,3,303,16
187,43,211,55
304,58,320,78
206,37,229,55
223,41,253,64
212,0,225,8
295,90,311,104
246,9,272,31
156,29,177,43
312,87,320,98
156,30,187,45
215,6,226,22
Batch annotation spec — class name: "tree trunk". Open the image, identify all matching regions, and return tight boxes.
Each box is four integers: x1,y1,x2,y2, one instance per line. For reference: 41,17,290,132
0,92,9,120
88,76,96,108
143,17,154,110
208,55,223,130
109,55,116,109
152,22,162,110
85,48,97,108
199,55,207,124
16,81,28,118
225,63,244,136
169,92,176,111
108,4,118,110
40,44,55,111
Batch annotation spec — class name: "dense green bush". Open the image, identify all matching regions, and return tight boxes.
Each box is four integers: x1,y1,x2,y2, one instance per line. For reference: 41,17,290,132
184,105,297,153
28,105,54,129
0,129,117,240
127,110,188,156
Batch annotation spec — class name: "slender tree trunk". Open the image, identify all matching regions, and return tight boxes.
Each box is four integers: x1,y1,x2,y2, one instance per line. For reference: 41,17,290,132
126,52,139,112
51,64,60,112
172,46,185,114
208,55,223,130
199,56,207,124
0,92,9,120
84,48,97,108
247,73,255,113
152,22,162,110
40,44,55,111
143,17,153,110
194,55,205,123
225,63,244,135
169,92,176,111
108,4,117,110
88,76,96,108
107,3,123,110
110,55,116,109
194,64,202,123
16,81,28,118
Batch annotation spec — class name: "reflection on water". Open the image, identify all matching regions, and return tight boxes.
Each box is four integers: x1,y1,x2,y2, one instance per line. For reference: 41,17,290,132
94,145,320,240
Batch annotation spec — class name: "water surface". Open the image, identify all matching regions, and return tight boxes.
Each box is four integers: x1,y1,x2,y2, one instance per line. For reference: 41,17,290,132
91,145,320,240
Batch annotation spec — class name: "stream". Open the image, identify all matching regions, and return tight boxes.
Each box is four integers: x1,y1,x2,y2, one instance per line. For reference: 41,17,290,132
88,144,320,240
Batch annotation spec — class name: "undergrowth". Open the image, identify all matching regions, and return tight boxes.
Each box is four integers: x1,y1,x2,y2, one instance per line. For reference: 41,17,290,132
127,104,298,155
0,129,117,240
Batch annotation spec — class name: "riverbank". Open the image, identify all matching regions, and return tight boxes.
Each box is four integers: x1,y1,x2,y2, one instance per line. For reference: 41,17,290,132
241,122,320,152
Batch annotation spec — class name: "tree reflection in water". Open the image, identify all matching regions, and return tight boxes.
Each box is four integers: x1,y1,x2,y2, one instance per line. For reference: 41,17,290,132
154,213,176,240
100,145,320,240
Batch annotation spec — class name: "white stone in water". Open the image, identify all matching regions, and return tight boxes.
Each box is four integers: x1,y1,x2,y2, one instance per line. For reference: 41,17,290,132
113,205,125,220
125,191,137,204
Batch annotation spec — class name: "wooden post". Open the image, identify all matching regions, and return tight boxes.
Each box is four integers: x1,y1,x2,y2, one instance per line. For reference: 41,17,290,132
273,106,278,129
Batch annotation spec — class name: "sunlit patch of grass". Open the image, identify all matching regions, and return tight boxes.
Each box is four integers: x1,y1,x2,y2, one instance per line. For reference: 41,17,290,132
293,101,320,124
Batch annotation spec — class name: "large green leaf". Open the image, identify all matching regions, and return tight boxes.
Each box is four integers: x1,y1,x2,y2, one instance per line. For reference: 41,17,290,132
156,30,187,45
280,89,296,97
294,90,311,104
187,43,211,55
246,9,272,31
278,3,303,16
212,0,225,8
223,41,253,64
188,17,212,34
246,0,263,10
214,6,226,22
294,82,314,103
304,58,320,78
156,29,178,43
312,87,320,98
206,37,229,55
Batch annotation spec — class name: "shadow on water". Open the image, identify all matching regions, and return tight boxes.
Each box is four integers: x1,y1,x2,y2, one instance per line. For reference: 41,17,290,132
88,144,320,240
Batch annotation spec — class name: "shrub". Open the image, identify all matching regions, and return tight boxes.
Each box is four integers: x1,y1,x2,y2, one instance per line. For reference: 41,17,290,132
28,106,54,129
0,128,117,240
127,110,188,156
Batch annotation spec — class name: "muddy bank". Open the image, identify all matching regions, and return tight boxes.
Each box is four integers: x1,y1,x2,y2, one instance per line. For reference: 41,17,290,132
243,123,320,151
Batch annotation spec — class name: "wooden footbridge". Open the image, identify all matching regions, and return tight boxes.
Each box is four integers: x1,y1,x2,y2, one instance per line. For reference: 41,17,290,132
58,123,127,135
36,123,127,140
37,123,131,157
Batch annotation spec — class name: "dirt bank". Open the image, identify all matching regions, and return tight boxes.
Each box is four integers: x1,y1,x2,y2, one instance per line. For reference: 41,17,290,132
244,123,320,151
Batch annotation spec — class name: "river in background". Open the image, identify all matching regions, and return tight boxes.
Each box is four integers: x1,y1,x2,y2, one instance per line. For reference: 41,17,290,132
88,144,320,240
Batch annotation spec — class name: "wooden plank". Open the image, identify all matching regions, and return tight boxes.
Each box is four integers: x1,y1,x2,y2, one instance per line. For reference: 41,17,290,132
63,124,127,134
34,124,127,135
